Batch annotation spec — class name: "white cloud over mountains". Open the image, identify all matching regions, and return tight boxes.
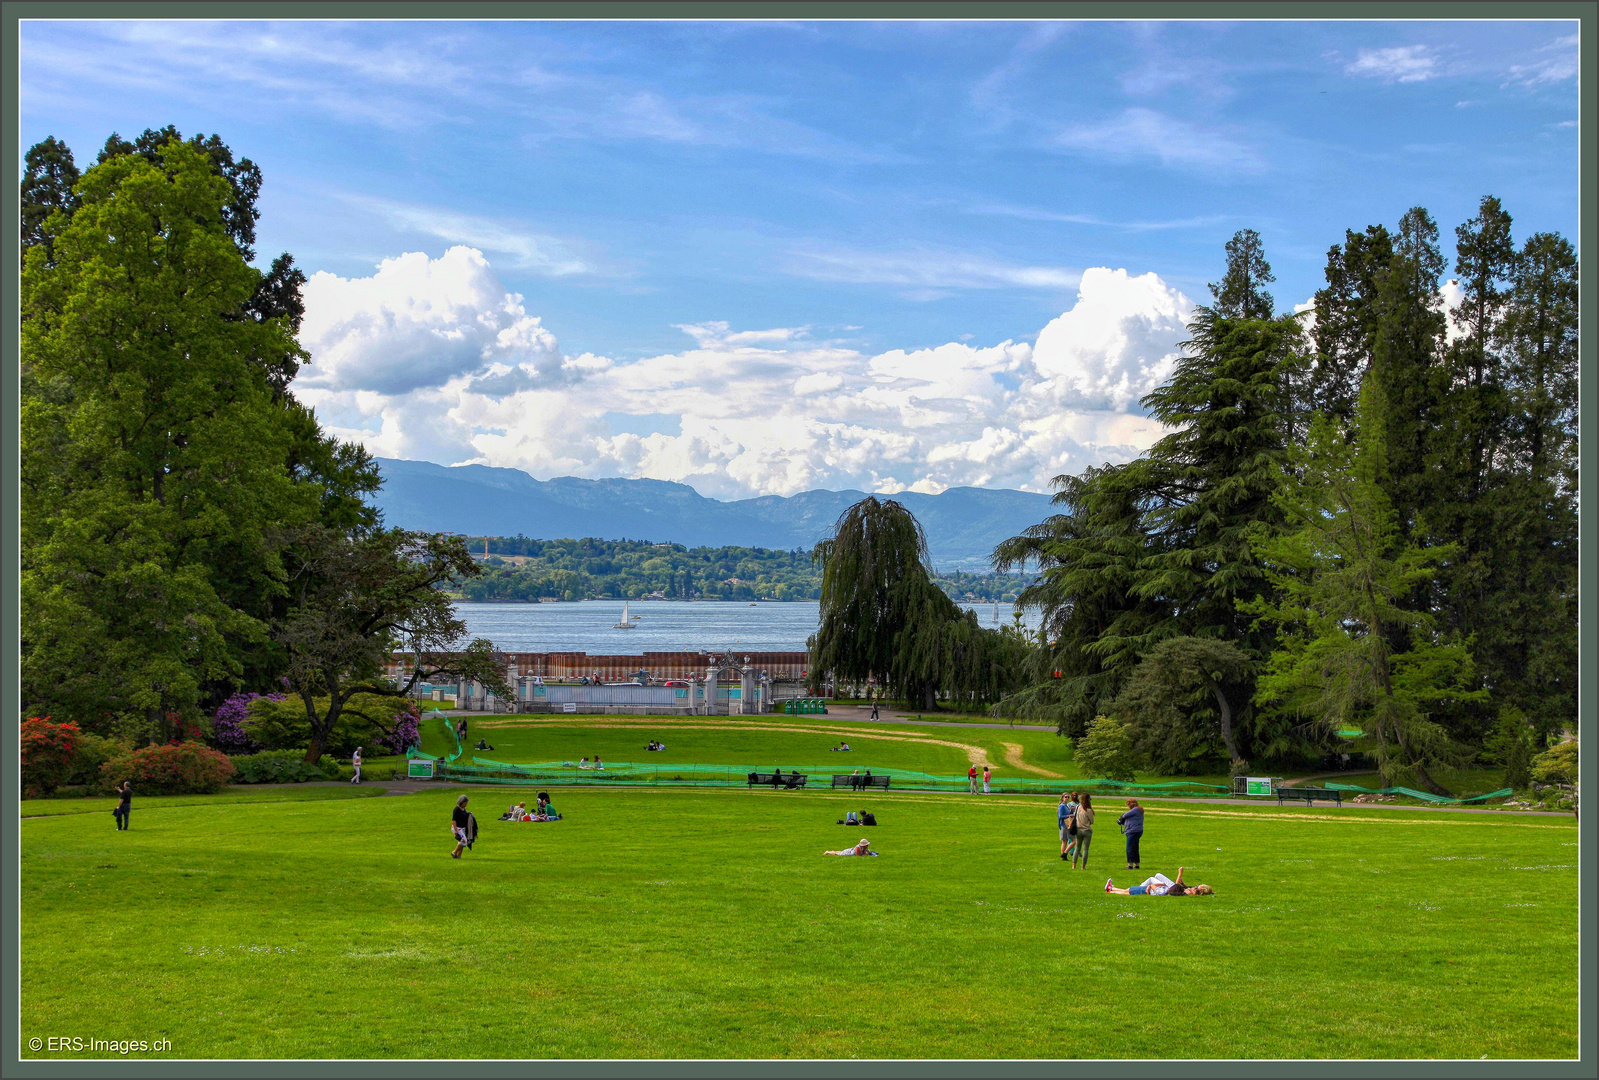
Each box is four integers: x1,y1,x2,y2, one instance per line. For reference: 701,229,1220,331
296,247,1193,498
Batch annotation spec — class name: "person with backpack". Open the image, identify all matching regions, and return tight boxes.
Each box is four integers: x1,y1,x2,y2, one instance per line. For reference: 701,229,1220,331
1058,792,1077,861
451,794,475,858
1072,792,1095,869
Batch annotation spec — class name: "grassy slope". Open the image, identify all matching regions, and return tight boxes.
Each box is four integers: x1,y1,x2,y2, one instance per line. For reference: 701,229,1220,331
436,715,1224,787
20,784,1576,1059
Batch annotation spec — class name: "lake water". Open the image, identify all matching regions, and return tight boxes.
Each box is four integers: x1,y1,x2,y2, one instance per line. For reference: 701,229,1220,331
453,600,1038,654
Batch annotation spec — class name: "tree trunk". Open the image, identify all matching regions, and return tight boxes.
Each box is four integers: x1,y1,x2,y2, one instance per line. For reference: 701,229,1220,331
1206,678,1244,770
302,690,339,764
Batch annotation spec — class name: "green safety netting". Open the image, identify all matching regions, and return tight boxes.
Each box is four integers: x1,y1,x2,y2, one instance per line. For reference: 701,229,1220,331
1320,782,1513,805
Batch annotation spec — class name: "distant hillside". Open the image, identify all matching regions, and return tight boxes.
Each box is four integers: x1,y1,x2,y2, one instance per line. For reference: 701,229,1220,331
453,537,1031,603
368,458,1056,569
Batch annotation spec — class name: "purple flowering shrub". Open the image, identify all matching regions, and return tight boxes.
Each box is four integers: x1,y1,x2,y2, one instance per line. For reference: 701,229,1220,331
211,691,285,754
380,702,422,755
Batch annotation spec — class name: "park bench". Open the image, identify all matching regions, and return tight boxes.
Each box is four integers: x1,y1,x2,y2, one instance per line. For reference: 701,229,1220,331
831,774,891,791
1277,787,1343,806
748,771,809,789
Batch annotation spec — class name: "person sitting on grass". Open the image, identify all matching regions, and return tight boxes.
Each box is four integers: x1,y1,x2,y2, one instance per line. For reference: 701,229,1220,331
824,838,878,856
1104,867,1211,896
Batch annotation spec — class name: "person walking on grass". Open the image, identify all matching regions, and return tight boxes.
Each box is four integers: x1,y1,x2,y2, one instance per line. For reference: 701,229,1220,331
113,780,132,831
1072,792,1095,869
968,765,978,794
350,746,363,785
451,794,474,858
1118,798,1145,870
982,765,991,794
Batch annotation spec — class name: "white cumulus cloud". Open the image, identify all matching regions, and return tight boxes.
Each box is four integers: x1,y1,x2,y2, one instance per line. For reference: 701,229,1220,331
297,250,1202,499
298,247,561,395
1032,268,1193,411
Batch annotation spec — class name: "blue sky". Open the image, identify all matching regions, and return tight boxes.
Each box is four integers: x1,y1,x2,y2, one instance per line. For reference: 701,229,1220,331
19,18,1580,498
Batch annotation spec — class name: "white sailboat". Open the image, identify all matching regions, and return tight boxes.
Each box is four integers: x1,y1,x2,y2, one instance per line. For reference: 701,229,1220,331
613,601,636,629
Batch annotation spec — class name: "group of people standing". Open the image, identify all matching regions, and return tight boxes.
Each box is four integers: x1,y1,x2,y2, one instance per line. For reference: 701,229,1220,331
1057,793,1148,870
967,765,991,793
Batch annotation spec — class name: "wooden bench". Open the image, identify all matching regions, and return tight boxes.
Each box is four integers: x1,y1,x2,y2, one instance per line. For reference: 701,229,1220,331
831,774,890,790
1277,787,1343,806
749,771,808,789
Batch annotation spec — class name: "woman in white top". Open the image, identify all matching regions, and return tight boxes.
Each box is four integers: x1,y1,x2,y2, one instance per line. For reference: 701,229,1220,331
350,747,363,785
824,838,877,856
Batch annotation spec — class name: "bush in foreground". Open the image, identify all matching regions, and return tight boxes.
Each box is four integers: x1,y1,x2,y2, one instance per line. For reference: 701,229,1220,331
101,743,238,795
21,716,79,797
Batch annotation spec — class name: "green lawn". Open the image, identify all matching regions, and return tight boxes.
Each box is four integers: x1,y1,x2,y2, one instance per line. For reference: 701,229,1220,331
20,782,1577,1059
433,714,1224,786
21,784,388,818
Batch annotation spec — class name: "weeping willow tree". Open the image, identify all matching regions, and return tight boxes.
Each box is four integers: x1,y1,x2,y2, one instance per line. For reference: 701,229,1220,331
809,497,1029,711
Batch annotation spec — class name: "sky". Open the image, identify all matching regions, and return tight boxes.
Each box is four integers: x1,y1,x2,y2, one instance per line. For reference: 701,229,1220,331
18,18,1580,499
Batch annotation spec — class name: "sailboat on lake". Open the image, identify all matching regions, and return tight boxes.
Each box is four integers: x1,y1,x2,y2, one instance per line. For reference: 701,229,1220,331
613,601,636,629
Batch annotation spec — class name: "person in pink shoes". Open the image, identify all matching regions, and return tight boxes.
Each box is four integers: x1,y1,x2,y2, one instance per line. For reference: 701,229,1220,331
1104,867,1211,896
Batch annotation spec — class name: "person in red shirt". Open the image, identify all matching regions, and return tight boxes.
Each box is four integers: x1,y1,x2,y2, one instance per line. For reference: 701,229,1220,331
968,765,978,793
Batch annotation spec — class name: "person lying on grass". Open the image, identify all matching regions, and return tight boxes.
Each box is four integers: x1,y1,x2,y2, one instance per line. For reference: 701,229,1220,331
824,838,879,856
1104,867,1211,896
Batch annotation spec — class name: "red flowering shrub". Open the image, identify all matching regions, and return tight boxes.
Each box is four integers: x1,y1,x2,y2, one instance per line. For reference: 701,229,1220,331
21,717,80,797
100,742,238,795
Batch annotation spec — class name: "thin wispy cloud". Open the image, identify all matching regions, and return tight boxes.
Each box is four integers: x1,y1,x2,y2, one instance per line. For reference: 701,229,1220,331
782,245,1080,296
1344,45,1439,83
966,203,1228,232
1054,108,1263,172
357,197,603,278
1503,33,1579,88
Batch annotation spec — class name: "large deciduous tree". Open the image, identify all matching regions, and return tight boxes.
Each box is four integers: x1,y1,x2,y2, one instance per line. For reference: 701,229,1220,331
21,141,315,740
274,527,510,763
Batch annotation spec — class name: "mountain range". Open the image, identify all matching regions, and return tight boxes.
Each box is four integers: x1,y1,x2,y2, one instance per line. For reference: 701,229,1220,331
368,458,1057,570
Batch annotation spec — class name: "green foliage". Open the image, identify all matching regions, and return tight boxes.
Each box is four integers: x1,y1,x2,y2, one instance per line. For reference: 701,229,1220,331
1208,227,1276,320
1072,715,1139,782
99,742,238,795
1245,381,1482,794
1487,707,1538,791
19,136,80,267
276,527,511,762
1111,637,1254,774
1530,741,1576,787
457,536,1027,603
243,692,413,757
18,134,378,740
68,733,127,793
230,749,342,784
810,497,1025,711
